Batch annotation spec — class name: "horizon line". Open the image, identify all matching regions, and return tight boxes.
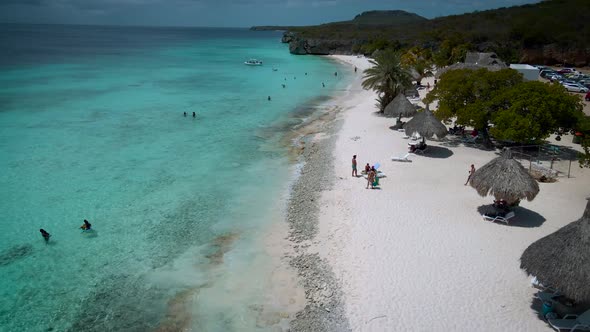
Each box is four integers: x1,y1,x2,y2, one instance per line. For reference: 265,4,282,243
0,21,264,29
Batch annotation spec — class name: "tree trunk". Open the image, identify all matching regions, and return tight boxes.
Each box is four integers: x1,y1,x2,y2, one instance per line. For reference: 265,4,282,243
482,127,494,149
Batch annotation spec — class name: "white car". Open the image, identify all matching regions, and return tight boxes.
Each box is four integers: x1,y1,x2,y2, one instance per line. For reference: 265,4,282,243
562,83,589,93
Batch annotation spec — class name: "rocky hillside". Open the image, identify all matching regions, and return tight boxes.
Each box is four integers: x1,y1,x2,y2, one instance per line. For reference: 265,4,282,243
252,0,590,66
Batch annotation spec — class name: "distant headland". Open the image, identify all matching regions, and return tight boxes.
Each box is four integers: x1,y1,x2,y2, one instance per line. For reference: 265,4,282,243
251,0,590,66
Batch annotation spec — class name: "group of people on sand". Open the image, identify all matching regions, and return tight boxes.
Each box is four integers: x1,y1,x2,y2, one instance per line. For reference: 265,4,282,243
39,219,93,244
352,155,379,189
353,155,474,190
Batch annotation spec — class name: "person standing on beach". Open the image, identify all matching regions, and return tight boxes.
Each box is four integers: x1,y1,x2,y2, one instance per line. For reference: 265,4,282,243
354,66,357,73
465,164,476,185
367,168,376,189
352,155,358,177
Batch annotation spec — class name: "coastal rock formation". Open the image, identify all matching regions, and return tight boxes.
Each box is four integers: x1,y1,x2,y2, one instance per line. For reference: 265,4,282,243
288,38,308,55
287,36,357,55
282,31,296,43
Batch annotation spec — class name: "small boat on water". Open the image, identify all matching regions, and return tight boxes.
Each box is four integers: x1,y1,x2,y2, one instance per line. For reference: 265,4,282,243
244,59,263,66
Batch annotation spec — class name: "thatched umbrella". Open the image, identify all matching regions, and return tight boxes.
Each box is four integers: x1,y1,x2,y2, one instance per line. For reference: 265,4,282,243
469,148,539,204
383,94,417,119
404,105,448,140
520,198,590,305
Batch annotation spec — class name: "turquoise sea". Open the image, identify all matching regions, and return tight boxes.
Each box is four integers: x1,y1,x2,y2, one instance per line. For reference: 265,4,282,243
0,24,351,331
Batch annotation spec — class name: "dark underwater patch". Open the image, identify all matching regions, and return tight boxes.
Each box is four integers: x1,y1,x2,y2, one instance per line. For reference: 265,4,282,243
0,244,33,267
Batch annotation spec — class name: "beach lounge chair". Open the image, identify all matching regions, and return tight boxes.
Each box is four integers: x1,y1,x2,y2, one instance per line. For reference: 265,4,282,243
548,309,590,332
463,135,479,144
482,211,515,225
392,153,412,162
537,290,573,305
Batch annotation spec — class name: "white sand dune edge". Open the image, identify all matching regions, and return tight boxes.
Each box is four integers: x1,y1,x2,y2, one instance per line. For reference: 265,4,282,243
317,55,590,331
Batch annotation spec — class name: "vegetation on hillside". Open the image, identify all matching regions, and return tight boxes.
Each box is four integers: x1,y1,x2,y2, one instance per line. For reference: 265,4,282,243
267,0,589,66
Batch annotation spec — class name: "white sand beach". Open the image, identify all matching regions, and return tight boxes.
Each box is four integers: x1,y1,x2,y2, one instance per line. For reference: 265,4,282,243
310,55,590,331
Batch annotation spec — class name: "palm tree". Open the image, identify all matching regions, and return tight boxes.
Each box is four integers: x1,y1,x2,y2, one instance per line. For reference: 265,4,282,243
412,58,434,86
401,47,434,86
362,49,412,112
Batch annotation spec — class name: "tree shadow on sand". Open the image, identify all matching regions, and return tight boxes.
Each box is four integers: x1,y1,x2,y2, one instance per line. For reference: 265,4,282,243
477,204,546,228
439,136,495,151
415,145,454,159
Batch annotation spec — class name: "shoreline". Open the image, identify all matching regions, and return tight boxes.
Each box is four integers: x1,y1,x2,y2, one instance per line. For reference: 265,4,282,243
278,56,367,331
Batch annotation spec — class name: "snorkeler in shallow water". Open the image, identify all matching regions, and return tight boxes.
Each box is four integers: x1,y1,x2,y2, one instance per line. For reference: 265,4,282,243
40,229,51,243
80,219,92,231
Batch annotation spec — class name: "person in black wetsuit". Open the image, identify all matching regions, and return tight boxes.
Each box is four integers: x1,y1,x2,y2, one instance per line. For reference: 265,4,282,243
81,219,92,231
40,229,51,243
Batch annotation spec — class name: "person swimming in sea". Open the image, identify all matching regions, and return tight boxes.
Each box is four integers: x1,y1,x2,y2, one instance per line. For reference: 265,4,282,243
80,219,92,231
40,229,51,243
192,112,196,118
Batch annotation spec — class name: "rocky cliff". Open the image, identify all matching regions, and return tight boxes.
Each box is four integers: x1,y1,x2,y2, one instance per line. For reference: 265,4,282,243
286,36,357,55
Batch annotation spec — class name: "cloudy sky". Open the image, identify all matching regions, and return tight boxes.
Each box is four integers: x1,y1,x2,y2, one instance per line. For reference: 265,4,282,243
0,0,541,27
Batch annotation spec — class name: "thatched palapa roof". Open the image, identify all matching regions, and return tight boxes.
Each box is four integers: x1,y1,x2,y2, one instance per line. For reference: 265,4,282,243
436,52,508,78
403,106,448,139
435,63,506,78
469,148,539,204
520,198,590,305
464,52,506,66
383,94,417,118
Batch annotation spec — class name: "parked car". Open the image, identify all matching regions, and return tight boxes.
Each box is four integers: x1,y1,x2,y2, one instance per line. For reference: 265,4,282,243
586,91,590,101
558,68,577,74
562,83,589,93
540,70,557,79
